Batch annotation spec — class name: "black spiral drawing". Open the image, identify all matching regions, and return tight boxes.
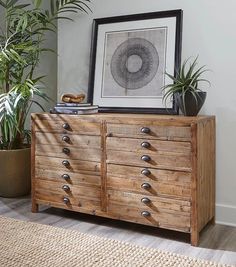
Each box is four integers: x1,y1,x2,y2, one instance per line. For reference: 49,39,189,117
110,37,159,90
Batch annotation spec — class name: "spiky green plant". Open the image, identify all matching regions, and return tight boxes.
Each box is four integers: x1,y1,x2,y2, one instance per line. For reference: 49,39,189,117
0,0,91,149
162,57,210,112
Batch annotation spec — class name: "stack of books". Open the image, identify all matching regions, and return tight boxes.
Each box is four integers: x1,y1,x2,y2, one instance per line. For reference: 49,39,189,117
50,103,99,115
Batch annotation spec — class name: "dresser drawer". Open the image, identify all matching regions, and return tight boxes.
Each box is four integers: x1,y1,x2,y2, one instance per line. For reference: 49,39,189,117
107,137,191,154
35,179,101,210
35,191,101,213
108,190,191,214
107,123,191,141
35,179,101,197
35,156,101,174
35,144,100,162
106,150,191,171
36,132,100,148
107,165,191,199
35,168,101,186
34,115,100,135
107,190,190,232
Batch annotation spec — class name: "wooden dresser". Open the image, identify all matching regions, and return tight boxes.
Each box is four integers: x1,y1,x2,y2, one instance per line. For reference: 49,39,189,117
31,113,215,246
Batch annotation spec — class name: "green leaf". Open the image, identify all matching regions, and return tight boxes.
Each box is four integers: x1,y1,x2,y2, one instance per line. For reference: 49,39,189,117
50,0,55,16
162,57,210,108
33,0,42,8
0,0,6,7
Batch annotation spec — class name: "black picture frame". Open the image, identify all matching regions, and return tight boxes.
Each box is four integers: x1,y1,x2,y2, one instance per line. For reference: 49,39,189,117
88,9,183,114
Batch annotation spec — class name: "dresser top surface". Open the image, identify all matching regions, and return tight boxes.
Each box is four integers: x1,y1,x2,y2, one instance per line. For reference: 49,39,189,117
32,112,215,124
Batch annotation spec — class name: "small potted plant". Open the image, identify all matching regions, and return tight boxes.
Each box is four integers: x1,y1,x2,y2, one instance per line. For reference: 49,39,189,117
162,57,210,116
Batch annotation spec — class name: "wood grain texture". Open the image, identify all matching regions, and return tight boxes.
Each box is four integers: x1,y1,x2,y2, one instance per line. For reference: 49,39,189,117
36,144,101,161
190,122,199,246
197,118,216,231
35,156,101,173
107,202,191,232
107,137,192,153
31,113,216,247
32,113,214,124
35,168,101,186
107,167,191,200
107,164,191,184
108,190,191,214
33,114,100,135
35,179,101,198
31,116,38,213
36,132,101,148
107,123,191,141
106,150,191,171
100,121,108,212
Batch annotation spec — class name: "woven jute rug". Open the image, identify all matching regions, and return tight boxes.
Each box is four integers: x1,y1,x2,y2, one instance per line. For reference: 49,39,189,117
0,216,233,267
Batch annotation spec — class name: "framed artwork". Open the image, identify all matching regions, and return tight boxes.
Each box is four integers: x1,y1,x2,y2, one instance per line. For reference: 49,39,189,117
88,9,183,114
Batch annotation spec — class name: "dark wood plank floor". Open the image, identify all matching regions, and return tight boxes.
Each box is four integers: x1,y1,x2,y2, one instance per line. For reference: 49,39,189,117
0,196,235,265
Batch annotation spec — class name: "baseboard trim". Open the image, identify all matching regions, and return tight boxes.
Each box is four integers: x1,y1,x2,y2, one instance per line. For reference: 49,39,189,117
216,203,236,227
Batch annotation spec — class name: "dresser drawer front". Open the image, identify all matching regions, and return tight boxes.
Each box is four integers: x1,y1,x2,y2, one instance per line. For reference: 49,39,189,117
35,156,101,174
108,204,190,232
36,132,101,148
35,191,101,212
34,116,100,135
107,137,191,154
35,144,101,162
35,168,101,186
35,179,100,196
108,190,191,214
107,123,191,141
106,150,191,171
107,167,191,199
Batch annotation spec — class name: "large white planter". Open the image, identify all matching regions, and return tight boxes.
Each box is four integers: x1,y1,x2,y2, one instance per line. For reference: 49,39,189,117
0,147,31,197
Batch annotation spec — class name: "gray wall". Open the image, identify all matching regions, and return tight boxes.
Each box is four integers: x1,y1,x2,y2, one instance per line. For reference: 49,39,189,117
34,1,57,113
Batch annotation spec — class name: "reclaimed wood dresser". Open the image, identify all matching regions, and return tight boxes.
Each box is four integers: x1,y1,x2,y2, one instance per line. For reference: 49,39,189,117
31,113,215,246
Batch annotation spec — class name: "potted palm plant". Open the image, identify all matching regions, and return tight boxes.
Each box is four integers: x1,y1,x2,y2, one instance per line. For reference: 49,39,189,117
162,57,210,116
0,0,91,197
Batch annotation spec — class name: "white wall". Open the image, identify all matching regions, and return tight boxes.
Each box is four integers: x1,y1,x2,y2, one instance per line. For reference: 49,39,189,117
58,0,236,226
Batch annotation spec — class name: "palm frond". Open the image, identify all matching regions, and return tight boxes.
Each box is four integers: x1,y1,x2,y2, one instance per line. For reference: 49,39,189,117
0,0,91,149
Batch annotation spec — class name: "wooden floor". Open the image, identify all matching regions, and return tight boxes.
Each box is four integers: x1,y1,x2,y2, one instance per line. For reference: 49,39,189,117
0,195,236,265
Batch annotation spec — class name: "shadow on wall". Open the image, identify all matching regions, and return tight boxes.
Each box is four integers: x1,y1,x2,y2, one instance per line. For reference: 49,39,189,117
215,107,236,206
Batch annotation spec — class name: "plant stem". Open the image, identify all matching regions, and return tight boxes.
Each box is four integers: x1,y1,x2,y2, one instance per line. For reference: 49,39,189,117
5,64,10,93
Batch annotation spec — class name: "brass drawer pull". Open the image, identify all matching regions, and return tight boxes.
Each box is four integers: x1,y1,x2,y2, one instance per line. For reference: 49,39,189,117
62,160,70,167
141,197,151,204
141,183,151,190
62,185,70,192
62,123,70,130
62,136,70,142
141,168,151,176
62,147,70,154
141,127,150,134
63,197,70,204
141,155,151,162
141,211,151,217
141,142,150,148
61,174,70,180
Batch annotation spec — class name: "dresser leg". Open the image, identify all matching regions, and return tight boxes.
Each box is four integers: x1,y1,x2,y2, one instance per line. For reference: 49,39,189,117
210,216,215,225
31,201,39,213
191,231,199,246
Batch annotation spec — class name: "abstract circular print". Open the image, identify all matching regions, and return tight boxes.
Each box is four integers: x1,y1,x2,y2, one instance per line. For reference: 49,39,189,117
110,37,159,90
